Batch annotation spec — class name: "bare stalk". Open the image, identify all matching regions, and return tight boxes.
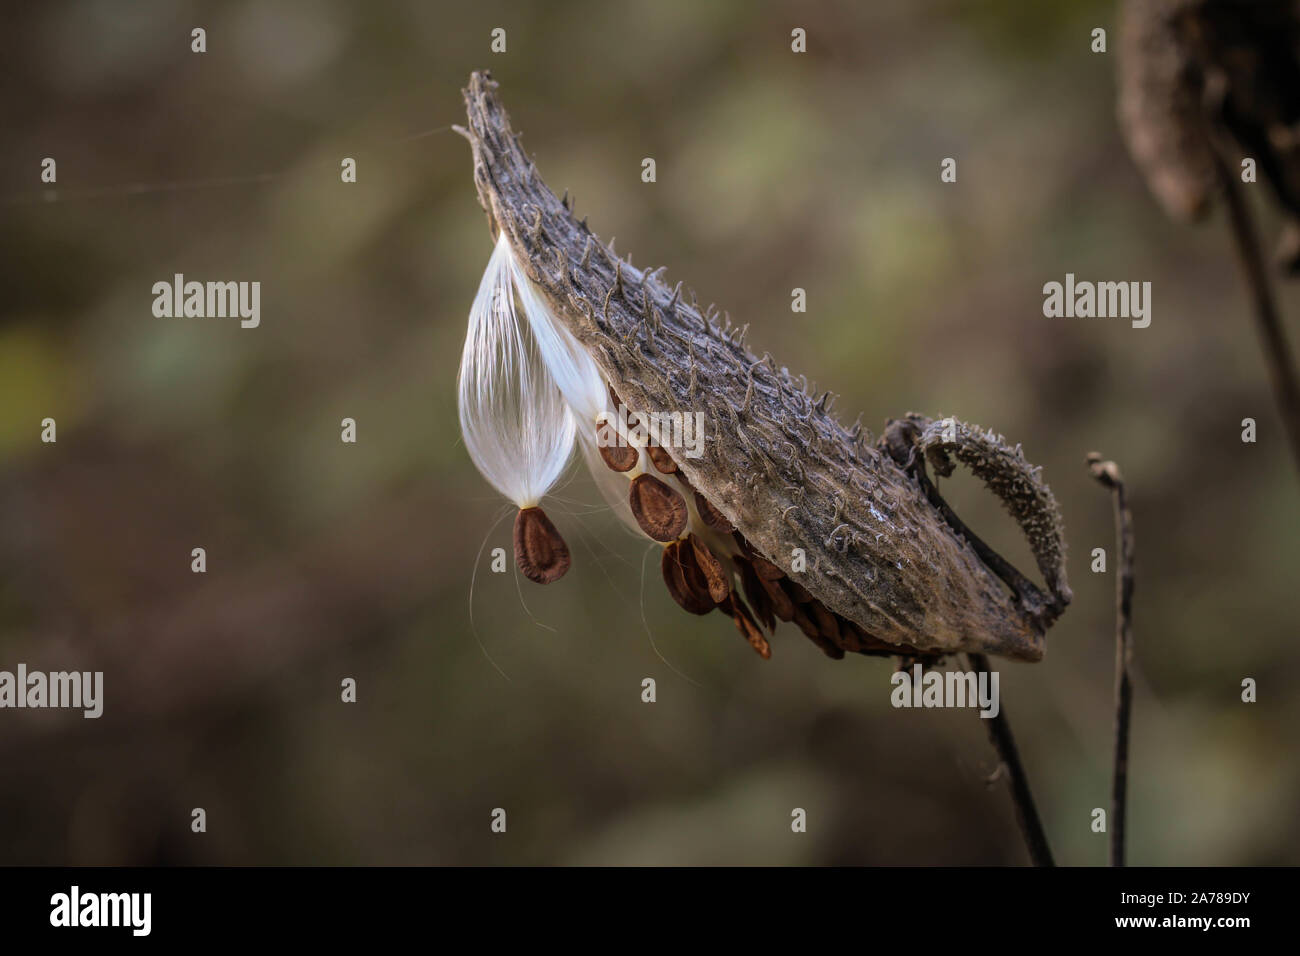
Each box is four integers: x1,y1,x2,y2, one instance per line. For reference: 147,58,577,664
965,651,1055,867
1088,453,1134,867
1214,154,1300,474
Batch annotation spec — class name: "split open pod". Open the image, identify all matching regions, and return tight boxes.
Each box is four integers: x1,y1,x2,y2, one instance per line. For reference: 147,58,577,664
455,71,1071,662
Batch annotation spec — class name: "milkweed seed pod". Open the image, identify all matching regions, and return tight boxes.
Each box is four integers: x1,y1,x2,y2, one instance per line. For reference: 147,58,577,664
1118,0,1300,269
455,71,1070,662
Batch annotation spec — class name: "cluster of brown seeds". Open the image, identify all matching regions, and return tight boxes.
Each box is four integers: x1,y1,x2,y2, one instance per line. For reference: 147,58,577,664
730,536,927,661
511,389,933,661
618,391,934,660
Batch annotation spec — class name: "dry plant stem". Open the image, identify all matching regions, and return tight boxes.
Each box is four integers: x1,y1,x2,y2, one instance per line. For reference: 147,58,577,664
965,652,1055,867
1214,153,1300,474
1088,454,1134,868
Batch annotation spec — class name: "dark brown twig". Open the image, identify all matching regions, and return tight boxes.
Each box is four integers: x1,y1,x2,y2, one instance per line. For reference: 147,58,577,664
1213,153,1300,474
965,652,1055,867
1088,453,1134,867
882,417,1058,865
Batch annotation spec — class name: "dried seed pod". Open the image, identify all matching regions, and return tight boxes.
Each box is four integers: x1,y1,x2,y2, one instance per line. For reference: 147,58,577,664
661,540,714,615
629,473,688,542
915,416,1070,605
688,533,731,603
461,71,1070,661
595,420,638,472
694,491,734,532
1118,0,1300,261
647,444,678,474
513,506,571,584
882,414,1071,630
1116,0,1218,222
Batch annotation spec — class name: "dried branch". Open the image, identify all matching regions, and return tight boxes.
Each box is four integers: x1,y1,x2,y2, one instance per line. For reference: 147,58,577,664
1213,153,1300,473
966,652,1055,867
881,419,1060,866
1088,453,1135,867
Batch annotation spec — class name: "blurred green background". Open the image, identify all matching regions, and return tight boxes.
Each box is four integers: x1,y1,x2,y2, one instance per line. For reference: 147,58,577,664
0,0,1296,865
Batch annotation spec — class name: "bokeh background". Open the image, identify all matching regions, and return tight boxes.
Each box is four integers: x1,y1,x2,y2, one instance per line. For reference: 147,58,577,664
1,0,1296,865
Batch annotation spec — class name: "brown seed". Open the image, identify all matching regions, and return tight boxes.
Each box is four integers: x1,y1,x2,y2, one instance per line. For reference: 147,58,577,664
646,443,677,474
693,491,734,532
661,541,713,614
629,473,688,542
756,571,795,621
738,558,776,632
783,579,814,604
789,604,820,640
806,628,848,660
785,603,843,659
749,553,785,581
678,544,717,610
808,599,842,646
660,542,688,609
727,594,771,659
821,640,847,660
513,506,571,584
688,533,731,604
838,616,870,653
595,421,638,472
839,616,925,658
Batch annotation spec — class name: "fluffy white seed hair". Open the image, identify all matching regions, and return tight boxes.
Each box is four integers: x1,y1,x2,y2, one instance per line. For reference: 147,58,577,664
507,242,609,427
457,233,578,509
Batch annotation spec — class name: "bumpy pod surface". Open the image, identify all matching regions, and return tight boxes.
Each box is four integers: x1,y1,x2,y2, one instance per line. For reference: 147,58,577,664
458,71,1069,661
